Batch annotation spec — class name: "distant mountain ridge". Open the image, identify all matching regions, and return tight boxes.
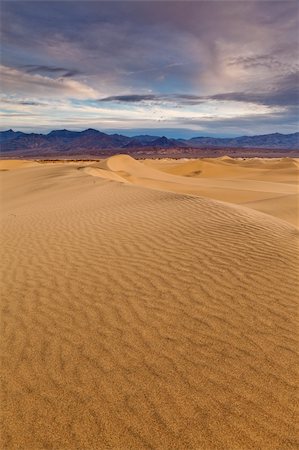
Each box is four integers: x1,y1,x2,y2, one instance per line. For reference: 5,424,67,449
1,129,298,156
188,133,299,149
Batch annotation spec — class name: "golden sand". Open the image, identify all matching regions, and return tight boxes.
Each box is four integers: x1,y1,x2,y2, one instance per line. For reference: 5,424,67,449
1,157,298,449
0,159,39,170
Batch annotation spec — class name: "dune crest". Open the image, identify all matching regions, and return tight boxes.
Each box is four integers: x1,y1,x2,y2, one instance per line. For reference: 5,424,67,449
86,155,299,226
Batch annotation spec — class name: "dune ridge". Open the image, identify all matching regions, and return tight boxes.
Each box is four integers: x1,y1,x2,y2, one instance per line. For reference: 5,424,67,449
86,155,299,226
1,160,298,449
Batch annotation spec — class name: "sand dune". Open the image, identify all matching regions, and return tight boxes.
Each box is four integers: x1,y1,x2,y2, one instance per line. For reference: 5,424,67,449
1,159,298,449
88,155,299,226
0,159,39,170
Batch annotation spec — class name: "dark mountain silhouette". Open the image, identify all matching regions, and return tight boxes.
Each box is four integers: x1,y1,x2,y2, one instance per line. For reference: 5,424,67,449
124,135,180,149
0,129,26,142
150,136,183,148
47,129,79,138
131,135,160,142
0,129,298,156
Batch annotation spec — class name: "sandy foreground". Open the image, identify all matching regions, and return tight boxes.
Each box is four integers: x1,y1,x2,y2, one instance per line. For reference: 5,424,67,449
0,156,298,449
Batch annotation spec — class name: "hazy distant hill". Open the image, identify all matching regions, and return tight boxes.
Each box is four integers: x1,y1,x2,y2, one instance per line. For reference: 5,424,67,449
188,132,299,149
0,129,298,156
130,135,160,143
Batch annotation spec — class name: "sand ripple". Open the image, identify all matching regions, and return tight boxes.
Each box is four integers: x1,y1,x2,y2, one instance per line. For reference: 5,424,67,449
1,162,298,449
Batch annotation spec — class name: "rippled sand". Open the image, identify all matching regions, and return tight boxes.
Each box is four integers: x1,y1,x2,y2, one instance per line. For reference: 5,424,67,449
1,157,298,449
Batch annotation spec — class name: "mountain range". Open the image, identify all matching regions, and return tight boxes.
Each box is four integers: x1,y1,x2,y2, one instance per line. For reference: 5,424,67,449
1,129,298,157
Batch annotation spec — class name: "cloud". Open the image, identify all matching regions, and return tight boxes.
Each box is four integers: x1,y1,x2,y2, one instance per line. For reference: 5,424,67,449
165,109,299,136
99,94,158,103
99,94,206,105
1,1,298,135
0,65,99,99
98,70,299,112
0,98,46,106
211,71,299,108
21,65,81,78
228,54,283,69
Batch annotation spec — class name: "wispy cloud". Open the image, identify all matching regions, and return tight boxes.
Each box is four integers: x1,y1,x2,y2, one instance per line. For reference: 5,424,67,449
0,65,99,99
21,65,81,78
228,54,283,70
99,70,299,111
0,98,46,106
99,94,158,103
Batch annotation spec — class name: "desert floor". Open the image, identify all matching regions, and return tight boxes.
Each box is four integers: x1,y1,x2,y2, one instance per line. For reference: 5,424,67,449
1,156,298,449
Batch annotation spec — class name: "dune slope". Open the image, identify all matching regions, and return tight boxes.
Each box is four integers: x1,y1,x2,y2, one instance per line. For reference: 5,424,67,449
88,155,299,226
1,163,298,449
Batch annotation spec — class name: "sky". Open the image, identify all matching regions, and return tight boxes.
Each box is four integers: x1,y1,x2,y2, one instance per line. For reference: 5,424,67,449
1,0,298,138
